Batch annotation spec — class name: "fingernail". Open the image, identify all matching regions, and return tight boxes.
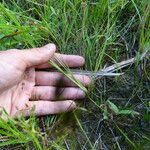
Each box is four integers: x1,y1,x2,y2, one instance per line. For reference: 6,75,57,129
78,89,86,98
44,43,56,51
68,101,76,109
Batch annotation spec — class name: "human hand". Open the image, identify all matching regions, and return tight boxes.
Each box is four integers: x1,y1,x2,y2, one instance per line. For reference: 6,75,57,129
0,44,91,118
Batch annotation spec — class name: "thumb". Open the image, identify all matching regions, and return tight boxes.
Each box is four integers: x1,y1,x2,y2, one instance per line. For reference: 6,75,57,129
20,43,56,67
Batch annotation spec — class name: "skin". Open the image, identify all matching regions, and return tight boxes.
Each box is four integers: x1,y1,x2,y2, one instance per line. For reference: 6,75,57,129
0,43,91,118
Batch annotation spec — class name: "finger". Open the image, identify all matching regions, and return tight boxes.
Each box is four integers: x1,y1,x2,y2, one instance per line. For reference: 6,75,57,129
35,72,91,86
19,43,56,67
35,53,85,68
31,86,85,100
25,100,76,116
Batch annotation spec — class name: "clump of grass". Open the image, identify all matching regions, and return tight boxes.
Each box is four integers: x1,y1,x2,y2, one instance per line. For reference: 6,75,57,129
0,110,43,149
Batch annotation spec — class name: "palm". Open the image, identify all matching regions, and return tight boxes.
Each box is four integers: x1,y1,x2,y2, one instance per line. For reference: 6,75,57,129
0,67,35,117
0,44,90,118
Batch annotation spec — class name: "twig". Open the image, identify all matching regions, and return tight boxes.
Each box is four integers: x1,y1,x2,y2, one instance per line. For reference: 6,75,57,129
71,52,148,78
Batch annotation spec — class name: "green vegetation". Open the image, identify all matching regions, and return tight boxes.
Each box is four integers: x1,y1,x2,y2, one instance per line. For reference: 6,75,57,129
0,0,150,149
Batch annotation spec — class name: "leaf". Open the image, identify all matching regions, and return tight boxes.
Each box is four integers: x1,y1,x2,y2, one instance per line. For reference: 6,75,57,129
118,110,133,115
50,6,57,15
108,100,119,114
0,139,26,147
103,109,108,120
118,110,139,115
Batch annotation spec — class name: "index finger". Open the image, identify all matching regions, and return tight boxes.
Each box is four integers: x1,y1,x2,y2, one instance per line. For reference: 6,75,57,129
35,53,85,69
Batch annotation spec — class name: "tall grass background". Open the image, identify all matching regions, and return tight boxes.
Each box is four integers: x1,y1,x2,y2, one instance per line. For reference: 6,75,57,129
0,0,150,149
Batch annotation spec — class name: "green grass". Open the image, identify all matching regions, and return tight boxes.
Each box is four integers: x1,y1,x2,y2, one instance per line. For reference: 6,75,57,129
0,0,150,149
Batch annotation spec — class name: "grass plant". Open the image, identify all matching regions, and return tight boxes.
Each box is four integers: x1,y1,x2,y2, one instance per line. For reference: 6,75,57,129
0,0,150,149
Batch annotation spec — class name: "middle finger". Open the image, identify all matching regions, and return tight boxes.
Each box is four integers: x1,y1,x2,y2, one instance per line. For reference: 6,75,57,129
35,71,91,87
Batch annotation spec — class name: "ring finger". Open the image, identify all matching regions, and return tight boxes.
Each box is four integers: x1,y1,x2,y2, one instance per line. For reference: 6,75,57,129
31,86,85,101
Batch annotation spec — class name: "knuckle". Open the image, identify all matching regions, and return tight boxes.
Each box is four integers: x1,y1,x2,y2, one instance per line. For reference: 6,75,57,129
9,49,19,53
